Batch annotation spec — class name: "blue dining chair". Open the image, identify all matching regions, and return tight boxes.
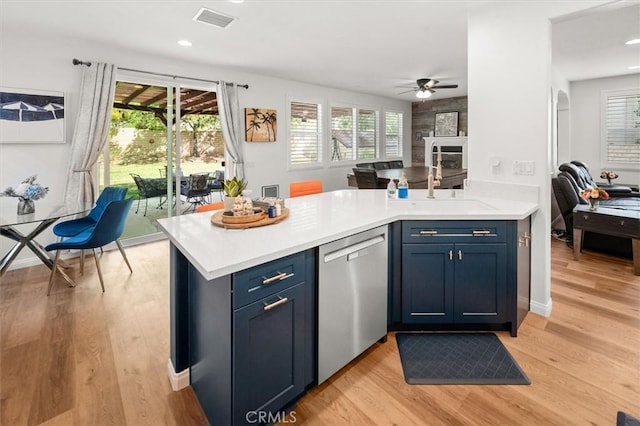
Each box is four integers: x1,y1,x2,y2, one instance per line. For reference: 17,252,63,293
53,186,128,275
45,198,134,295
53,186,128,238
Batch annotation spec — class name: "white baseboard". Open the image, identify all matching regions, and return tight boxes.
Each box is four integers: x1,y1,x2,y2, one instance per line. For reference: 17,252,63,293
530,297,552,317
167,358,190,391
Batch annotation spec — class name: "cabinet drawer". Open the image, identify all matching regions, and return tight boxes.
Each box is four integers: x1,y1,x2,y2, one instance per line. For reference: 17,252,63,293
402,220,507,244
233,252,306,309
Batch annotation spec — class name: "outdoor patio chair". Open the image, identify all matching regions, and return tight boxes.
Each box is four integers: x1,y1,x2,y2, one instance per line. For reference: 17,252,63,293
181,173,211,212
130,173,168,216
208,170,224,201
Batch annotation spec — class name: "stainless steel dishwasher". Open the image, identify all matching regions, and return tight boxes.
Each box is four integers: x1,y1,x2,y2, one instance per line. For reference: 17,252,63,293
317,225,388,384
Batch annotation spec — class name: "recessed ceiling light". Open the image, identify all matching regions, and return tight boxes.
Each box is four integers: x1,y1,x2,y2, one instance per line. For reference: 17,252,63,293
629,65,640,70
625,39,640,45
178,40,193,47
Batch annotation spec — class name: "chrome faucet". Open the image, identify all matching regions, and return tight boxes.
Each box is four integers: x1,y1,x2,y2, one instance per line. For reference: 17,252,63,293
427,165,441,199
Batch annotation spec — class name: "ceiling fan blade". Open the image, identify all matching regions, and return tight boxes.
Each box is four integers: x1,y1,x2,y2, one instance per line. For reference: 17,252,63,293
417,78,437,88
432,84,458,89
398,89,418,94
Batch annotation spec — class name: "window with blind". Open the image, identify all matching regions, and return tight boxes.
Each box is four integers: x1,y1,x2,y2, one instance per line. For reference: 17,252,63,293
289,101,322,165
330,106,378,162
603,90,640,166
385,111,403,158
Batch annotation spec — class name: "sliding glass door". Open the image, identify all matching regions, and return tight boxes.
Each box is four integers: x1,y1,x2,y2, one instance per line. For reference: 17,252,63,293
98,74,223,242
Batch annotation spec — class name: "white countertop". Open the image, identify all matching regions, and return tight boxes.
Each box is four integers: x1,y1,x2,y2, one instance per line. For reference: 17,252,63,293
157,189,538,280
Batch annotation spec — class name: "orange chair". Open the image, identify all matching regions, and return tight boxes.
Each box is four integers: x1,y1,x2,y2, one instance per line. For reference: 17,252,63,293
289,180,323,198
196,201,225,213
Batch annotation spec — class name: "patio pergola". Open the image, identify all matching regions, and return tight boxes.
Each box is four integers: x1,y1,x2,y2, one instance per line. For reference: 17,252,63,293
113,81,218,126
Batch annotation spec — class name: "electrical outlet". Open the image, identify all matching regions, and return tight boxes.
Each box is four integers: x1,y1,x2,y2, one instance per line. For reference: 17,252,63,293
513,160,535,175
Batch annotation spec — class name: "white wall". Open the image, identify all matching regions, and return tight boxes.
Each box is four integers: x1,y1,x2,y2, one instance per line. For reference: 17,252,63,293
570,74,640,186
0,31,411,267
467,1,600,316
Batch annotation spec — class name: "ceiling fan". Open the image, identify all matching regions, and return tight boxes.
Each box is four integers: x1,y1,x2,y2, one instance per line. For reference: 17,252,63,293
399,78,458,99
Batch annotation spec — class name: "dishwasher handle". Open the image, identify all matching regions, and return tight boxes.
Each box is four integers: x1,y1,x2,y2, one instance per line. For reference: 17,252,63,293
323,235,385,263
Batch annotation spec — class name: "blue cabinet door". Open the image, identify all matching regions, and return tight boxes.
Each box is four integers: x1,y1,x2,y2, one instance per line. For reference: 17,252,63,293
402,244,454,323
233,281,306,425
453,243,507,323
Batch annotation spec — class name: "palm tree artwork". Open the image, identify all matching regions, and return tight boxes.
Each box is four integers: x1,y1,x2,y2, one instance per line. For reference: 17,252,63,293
245,108,277,142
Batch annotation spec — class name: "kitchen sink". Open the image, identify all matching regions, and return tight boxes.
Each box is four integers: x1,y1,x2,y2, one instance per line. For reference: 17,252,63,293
389,198,497,211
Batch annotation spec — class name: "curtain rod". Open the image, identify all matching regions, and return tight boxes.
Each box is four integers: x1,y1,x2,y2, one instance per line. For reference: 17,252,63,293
72,58,249,89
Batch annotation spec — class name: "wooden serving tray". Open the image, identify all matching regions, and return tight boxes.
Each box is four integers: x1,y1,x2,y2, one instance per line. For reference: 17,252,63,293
211,208,289,229
221,208,265,224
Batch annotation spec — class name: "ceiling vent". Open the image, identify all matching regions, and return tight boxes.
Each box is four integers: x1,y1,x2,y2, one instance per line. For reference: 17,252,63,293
193,7,236,28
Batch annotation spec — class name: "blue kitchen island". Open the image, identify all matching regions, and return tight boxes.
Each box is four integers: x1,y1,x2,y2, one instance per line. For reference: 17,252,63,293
158,188,538,425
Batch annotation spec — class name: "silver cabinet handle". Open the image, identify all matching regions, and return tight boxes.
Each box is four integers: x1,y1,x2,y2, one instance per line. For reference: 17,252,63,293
518,232,531,248
419,230,438,235
472,230,491,236
263,296,288,311
449,250,453,260
458,250,462,260
262,271,294,285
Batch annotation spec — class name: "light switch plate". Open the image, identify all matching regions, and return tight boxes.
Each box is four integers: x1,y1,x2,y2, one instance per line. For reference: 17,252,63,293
513,160,535,175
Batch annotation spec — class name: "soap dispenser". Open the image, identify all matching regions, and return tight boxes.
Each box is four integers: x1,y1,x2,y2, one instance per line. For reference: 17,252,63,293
397,173,409,199
387,180,397,199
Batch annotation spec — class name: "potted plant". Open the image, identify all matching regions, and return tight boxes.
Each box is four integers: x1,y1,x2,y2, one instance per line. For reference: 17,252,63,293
223,177,248,211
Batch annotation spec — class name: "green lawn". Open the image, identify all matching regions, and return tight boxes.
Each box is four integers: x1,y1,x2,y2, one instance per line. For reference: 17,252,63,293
100,160,223,199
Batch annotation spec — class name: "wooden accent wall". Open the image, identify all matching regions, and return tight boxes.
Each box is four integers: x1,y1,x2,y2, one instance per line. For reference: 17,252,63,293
411,96,468,166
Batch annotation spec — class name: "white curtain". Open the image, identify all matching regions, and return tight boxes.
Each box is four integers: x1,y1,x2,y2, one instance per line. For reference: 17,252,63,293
217,81,245,180
63,62,116,211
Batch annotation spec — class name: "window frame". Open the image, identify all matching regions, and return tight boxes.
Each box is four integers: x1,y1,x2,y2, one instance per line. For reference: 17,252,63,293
329,103,380,164
600,88,640,171
383,109,404,160
287,97,324,170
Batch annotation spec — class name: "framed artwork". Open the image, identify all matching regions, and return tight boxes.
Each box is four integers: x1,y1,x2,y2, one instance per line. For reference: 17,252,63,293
245,108,277,142
0,87,65,143
261,184,279,198
434,111,458,137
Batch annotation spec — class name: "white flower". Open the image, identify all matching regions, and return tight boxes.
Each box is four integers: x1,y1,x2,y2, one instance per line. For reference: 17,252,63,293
15,183,30,197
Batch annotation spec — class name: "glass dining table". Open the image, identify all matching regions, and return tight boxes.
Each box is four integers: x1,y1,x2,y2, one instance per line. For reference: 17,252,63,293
0,198,90,279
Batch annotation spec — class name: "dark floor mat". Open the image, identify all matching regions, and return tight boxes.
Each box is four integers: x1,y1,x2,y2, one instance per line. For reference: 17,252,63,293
396,333,530,385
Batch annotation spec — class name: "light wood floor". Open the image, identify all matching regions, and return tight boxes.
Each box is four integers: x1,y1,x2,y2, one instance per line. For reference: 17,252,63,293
1,238,639,425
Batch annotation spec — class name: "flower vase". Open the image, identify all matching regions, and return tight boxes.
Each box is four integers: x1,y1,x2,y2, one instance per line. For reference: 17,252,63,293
17,199,35,215
588,199,599,211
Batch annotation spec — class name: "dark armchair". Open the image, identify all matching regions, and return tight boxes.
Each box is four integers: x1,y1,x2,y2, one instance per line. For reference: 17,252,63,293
552,171,639,257
130,173,168,216
558,162,639,198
